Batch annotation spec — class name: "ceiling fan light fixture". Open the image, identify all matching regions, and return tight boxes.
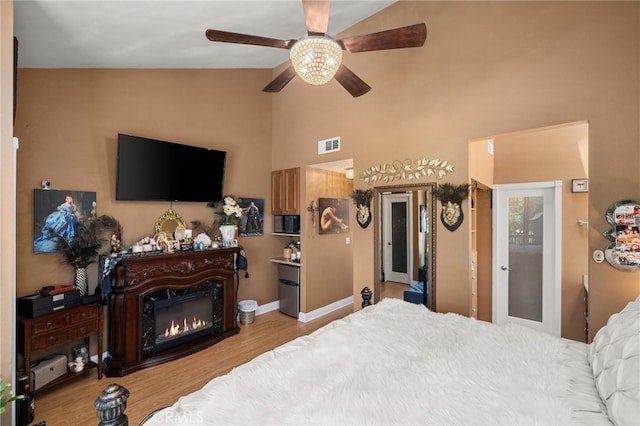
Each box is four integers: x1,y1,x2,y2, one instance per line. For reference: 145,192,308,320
290,36,343,86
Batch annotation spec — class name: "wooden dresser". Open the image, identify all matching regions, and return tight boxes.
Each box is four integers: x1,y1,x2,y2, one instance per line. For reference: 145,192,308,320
17,302,103,392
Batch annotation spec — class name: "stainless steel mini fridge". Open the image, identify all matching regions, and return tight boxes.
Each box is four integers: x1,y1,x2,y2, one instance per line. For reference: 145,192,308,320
278,264,300,318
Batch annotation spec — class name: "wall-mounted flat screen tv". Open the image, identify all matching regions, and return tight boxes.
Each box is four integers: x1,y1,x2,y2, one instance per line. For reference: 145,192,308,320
116,134,226,202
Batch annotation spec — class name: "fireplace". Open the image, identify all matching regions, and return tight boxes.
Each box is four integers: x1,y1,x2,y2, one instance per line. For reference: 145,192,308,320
106,249,240,377
154,292,213,353
143,281,223,355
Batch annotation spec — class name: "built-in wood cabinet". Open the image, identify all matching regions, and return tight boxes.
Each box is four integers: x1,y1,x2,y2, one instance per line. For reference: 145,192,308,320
271,167,300,214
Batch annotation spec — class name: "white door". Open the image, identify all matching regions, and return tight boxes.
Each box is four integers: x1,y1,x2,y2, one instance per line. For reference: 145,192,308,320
382,193,412,284
493,181,561,336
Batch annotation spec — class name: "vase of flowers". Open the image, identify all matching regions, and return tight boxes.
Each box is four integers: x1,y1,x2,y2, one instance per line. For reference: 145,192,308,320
211,195,243,247
219,224,237,247
74,266,89,296
57,214,121,295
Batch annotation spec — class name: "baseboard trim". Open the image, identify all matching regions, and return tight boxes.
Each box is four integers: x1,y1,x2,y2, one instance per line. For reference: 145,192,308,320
255,301,279,316
254,297,353,323
297,296,353,323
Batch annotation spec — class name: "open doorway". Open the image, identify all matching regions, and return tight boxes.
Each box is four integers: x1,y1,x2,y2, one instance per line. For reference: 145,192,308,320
375,184,436,309
380,192,412,300
469,121,589,341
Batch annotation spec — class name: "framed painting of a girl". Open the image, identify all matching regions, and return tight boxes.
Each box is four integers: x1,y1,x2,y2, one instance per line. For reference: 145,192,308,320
33,189,97,254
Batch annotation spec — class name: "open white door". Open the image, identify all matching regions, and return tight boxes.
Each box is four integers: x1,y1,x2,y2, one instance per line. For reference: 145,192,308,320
492,181,562,336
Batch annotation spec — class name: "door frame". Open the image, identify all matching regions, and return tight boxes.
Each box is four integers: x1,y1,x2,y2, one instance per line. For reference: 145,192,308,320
382,192,413,284
492,180,562,336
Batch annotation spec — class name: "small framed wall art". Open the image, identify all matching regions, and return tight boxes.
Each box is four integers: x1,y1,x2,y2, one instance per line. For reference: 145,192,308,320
319,198,349,234
238,197,264,237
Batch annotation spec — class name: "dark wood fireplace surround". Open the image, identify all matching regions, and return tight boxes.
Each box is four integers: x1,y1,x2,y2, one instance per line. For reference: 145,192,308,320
106,248,240,377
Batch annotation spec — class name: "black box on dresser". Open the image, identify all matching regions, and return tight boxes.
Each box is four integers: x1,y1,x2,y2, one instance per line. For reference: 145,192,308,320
17,290,82,318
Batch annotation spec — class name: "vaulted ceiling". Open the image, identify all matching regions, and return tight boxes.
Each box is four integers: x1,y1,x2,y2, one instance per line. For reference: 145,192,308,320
14,1,395,69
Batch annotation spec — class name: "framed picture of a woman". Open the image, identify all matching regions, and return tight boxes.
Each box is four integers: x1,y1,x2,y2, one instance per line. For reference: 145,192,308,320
33,189,97,254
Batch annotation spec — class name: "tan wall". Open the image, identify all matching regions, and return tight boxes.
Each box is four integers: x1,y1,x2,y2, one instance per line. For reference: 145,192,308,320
493,122,589,341
270,1,639,336
4,2,639,377
14,69,281,307
1,1,15,424
469,139,494,188
303,168,353,312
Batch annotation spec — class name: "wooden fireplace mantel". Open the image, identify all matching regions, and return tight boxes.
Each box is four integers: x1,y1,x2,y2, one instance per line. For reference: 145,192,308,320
105,248,240,377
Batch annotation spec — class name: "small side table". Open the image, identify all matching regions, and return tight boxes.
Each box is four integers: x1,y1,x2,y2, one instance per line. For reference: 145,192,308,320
18,302,103,392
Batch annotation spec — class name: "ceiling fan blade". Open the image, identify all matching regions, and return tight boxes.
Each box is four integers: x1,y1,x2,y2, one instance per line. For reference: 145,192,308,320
263,65,298,93
334,64,371,98
339,23,427,53
302,0,330,34
206,29,296,49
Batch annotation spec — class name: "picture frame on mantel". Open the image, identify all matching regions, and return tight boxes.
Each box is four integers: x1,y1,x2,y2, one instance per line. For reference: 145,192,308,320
33,189,97,254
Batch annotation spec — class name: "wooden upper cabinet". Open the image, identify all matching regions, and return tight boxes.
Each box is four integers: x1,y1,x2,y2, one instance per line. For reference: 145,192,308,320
271,167,300,214
271,170,284,214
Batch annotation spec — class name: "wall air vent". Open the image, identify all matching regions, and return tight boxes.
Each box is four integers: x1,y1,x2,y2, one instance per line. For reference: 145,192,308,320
318,136,341,155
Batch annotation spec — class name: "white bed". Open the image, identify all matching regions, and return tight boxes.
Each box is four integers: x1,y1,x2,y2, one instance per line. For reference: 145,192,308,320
144,296,640,425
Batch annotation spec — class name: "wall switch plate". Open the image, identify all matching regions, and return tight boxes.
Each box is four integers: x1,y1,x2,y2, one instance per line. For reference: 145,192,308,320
345,237,351,245
572,178,589,193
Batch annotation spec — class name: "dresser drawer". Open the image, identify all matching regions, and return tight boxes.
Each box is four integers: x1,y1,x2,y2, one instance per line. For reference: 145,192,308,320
31,314,68,335
70,306,99,324
72,320,100,339
32,330,71,351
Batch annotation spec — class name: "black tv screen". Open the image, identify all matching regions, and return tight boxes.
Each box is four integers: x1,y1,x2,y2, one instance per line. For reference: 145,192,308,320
116,134,226,202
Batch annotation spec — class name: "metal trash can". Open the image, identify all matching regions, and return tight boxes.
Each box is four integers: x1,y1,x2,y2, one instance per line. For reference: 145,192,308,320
238,300,257,324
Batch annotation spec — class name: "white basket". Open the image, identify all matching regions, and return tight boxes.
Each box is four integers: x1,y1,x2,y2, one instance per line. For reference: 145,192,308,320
238,300,257,324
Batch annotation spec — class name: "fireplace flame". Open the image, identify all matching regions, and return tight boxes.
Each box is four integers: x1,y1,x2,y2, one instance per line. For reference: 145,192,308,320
164,316,208,337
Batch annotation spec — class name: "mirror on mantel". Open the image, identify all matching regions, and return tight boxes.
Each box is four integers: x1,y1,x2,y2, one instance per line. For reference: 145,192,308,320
155,208,187,240
373,183,437,310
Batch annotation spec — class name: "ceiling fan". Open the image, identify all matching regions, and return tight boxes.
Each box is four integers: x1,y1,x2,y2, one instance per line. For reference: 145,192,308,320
205,0,427,97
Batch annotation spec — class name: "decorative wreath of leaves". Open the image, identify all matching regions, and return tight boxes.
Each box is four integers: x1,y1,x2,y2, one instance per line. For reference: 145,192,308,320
359,158,455,185
435,183,470,205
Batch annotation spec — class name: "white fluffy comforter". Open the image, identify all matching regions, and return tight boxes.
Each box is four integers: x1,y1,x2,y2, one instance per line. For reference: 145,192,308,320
147,298,603,425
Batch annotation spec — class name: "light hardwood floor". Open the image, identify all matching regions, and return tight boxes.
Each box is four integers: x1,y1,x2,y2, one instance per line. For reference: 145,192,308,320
381,281,409,300
31,305,353,426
